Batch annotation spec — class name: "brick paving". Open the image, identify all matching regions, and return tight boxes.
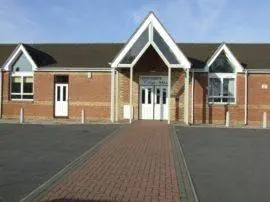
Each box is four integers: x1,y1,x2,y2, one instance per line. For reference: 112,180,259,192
39,121,180,202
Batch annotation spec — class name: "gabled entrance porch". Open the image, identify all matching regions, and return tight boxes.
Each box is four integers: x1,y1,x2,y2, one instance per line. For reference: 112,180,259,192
110,12,191,124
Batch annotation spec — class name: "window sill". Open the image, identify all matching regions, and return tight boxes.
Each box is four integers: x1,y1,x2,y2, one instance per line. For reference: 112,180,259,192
10,99,34,102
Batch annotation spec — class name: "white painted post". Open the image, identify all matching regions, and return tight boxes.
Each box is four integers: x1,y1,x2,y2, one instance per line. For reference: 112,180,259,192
263,112,267,128
226,111,230,127
0,69,2,119
184,68,190,125
81,108,85,124
110,69,115,123
168,67,171,124
20,107,24,124
129,67,133,124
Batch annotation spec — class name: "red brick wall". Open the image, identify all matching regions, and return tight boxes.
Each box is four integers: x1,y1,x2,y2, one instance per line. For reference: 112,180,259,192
2,71,111,122
247,74,270,126
193,73,245,126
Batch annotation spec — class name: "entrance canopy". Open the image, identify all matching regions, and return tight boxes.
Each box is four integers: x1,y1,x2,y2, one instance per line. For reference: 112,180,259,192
111,12,191,69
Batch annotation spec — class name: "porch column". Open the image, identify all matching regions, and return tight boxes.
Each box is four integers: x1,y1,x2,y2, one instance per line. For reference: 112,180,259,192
168,67,171,124
0,69,2,119
110,68,115,123
116,70,119,122
129,67,133,123
184,68,190,124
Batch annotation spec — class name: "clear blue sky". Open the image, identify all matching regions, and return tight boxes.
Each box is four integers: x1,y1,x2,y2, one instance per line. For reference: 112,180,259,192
1,0,270,43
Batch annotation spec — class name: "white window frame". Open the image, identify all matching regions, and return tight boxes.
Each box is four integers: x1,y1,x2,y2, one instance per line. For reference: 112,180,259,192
208,73,236,105
10,72,34,101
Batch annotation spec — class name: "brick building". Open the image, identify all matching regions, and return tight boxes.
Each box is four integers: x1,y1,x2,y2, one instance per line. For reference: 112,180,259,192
0,12,269,126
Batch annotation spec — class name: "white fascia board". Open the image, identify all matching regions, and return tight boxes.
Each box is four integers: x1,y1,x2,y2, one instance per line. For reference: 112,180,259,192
111,14,151,68
131,42,151,67
247,69,270,73
111,12,191,69
37,67,111,72
3,44,38,71
151,14,191,69
204,43,243,73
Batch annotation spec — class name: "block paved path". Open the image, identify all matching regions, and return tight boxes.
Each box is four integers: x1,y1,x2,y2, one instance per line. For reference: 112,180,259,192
35,121,180,202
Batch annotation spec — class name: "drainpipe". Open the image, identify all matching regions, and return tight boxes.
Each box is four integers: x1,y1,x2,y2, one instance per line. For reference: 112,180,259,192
0,68,2,119
244,70,248,125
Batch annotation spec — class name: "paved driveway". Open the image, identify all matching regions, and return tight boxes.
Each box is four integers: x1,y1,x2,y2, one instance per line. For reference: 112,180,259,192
0,124,120,202
175,126,270,202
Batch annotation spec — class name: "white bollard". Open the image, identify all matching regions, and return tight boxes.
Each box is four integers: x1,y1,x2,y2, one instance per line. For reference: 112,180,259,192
226,111,230,127
81,109,85,124
263,112,267,128
19,107,24,124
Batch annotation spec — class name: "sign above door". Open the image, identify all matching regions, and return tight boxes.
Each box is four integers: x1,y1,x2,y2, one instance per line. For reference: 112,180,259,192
139,76,168,86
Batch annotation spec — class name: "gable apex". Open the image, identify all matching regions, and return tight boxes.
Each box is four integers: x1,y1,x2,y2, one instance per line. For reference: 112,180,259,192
3,43,38,71
204,43,244,73
111,12,191,69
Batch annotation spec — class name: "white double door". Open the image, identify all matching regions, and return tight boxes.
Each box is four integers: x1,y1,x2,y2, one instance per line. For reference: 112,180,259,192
55,84,68,117
140,85,168,120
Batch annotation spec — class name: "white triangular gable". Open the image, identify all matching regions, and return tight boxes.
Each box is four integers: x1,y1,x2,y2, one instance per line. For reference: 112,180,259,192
3,43,38,71
111,12,191,69
205,43,243,73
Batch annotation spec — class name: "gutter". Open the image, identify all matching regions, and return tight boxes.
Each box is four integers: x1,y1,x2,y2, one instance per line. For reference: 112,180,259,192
36,67,111,72
244,70,248,125
241,69,270,74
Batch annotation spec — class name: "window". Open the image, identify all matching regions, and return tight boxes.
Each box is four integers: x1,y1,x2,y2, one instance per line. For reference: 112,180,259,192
209,51,234,73
208,76,235,104
11,76,33,100
208,51,236,104
153,28,179,64
120,27,149,64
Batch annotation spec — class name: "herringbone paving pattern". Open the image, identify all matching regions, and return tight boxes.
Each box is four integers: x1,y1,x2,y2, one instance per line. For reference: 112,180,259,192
41,121,180,202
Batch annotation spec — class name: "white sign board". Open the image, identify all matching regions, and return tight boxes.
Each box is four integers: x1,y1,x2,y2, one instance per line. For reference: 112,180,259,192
139,76,168,86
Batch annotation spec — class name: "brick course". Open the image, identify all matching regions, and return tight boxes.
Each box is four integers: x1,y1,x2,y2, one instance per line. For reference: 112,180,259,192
2,71,111,121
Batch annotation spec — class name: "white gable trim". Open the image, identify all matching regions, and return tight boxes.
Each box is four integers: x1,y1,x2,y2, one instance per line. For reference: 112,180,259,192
204,43,243,73
3,43,38,71
111,12,191,69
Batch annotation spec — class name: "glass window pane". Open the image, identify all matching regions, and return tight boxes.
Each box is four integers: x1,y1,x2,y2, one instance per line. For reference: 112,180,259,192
57,86,60,101
209,78,221,96
223,78,235,97
120,27,149,64
23,77,33,93
11,94,21,99
153,28,179,64
11,53,33,72
148,88,152,104
55,75,69,83
11,77,21,93
156,88,160,104
22,95,33,99
162,89,167,104
63,86,66,101
209,51,235,73
142,89,145,104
